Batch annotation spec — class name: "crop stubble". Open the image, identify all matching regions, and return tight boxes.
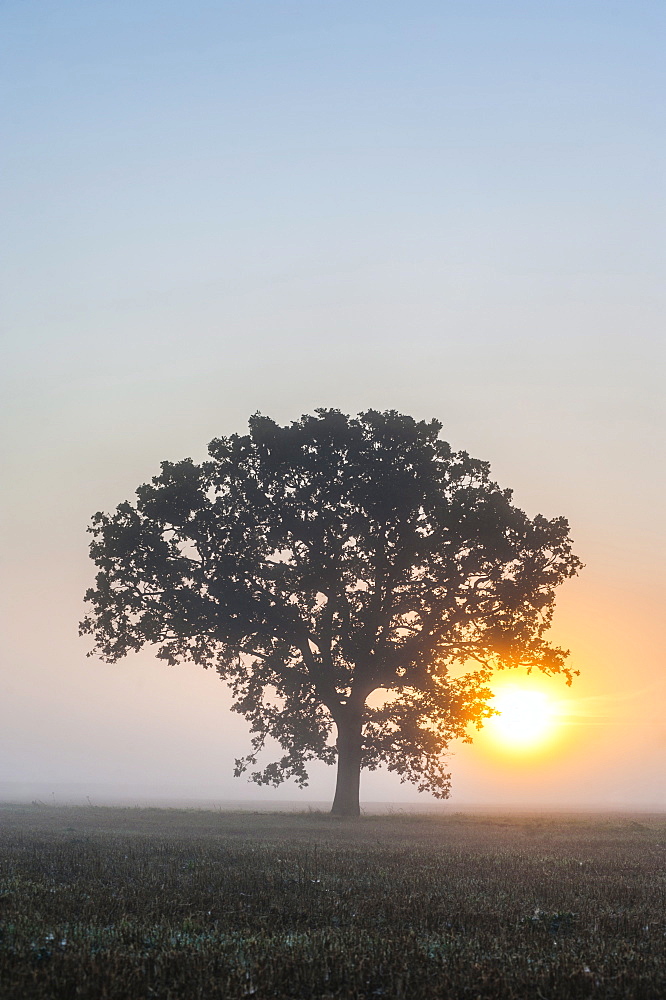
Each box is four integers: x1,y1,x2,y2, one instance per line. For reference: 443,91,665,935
0,806,664,998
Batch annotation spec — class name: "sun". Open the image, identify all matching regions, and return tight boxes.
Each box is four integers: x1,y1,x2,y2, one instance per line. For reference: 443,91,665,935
485,685,556,750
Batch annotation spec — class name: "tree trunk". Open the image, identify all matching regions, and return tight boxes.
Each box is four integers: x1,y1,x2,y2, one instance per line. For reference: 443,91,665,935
330,712,363,817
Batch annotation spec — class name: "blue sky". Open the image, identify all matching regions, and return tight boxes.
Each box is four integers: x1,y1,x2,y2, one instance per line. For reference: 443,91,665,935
1,1,664,807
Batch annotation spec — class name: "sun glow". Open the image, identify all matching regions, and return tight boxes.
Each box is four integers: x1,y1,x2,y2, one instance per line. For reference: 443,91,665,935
485,685,557,751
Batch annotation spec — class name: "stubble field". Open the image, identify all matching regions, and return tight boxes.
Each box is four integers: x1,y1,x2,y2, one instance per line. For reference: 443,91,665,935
0,804,664,999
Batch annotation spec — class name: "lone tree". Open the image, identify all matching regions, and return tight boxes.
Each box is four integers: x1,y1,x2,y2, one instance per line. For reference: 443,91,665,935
81,410,581,816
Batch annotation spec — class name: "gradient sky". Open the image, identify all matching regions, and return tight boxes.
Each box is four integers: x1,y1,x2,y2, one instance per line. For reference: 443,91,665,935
2,1,664,808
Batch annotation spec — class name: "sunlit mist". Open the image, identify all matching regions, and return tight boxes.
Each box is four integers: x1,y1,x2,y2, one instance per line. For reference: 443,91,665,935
1,0,664,813
485,685,557,752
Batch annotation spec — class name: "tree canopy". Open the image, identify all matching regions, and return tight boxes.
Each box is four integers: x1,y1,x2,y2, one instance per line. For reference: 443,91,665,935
81,409,582,814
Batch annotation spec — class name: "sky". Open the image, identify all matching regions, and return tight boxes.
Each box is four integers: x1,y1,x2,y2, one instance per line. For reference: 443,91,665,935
1,0,664,810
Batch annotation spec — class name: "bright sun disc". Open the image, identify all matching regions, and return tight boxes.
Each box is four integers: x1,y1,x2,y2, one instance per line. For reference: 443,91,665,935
487,687,555,749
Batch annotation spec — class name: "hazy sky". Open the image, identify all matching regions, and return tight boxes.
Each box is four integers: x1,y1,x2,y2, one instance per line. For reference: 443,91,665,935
2,1,664,809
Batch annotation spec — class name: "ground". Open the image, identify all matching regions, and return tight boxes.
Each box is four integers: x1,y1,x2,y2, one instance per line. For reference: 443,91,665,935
0,804,664,998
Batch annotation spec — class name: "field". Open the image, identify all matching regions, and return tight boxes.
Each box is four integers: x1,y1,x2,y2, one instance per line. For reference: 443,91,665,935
0,805,664,999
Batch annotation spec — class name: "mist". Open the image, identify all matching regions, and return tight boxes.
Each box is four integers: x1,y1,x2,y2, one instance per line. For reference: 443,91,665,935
2,0,664,815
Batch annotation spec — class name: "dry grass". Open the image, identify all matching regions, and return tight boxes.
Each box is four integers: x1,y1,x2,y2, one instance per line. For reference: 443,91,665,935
0,804,664,998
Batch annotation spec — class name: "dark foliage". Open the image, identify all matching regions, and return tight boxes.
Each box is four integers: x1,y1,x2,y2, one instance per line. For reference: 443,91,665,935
81,410,581,811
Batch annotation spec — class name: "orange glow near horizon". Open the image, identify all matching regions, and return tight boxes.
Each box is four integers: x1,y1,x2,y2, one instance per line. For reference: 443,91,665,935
483,682,560,753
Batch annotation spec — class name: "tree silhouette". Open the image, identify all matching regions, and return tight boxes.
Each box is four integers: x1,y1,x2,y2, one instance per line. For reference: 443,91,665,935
81,410,581,815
